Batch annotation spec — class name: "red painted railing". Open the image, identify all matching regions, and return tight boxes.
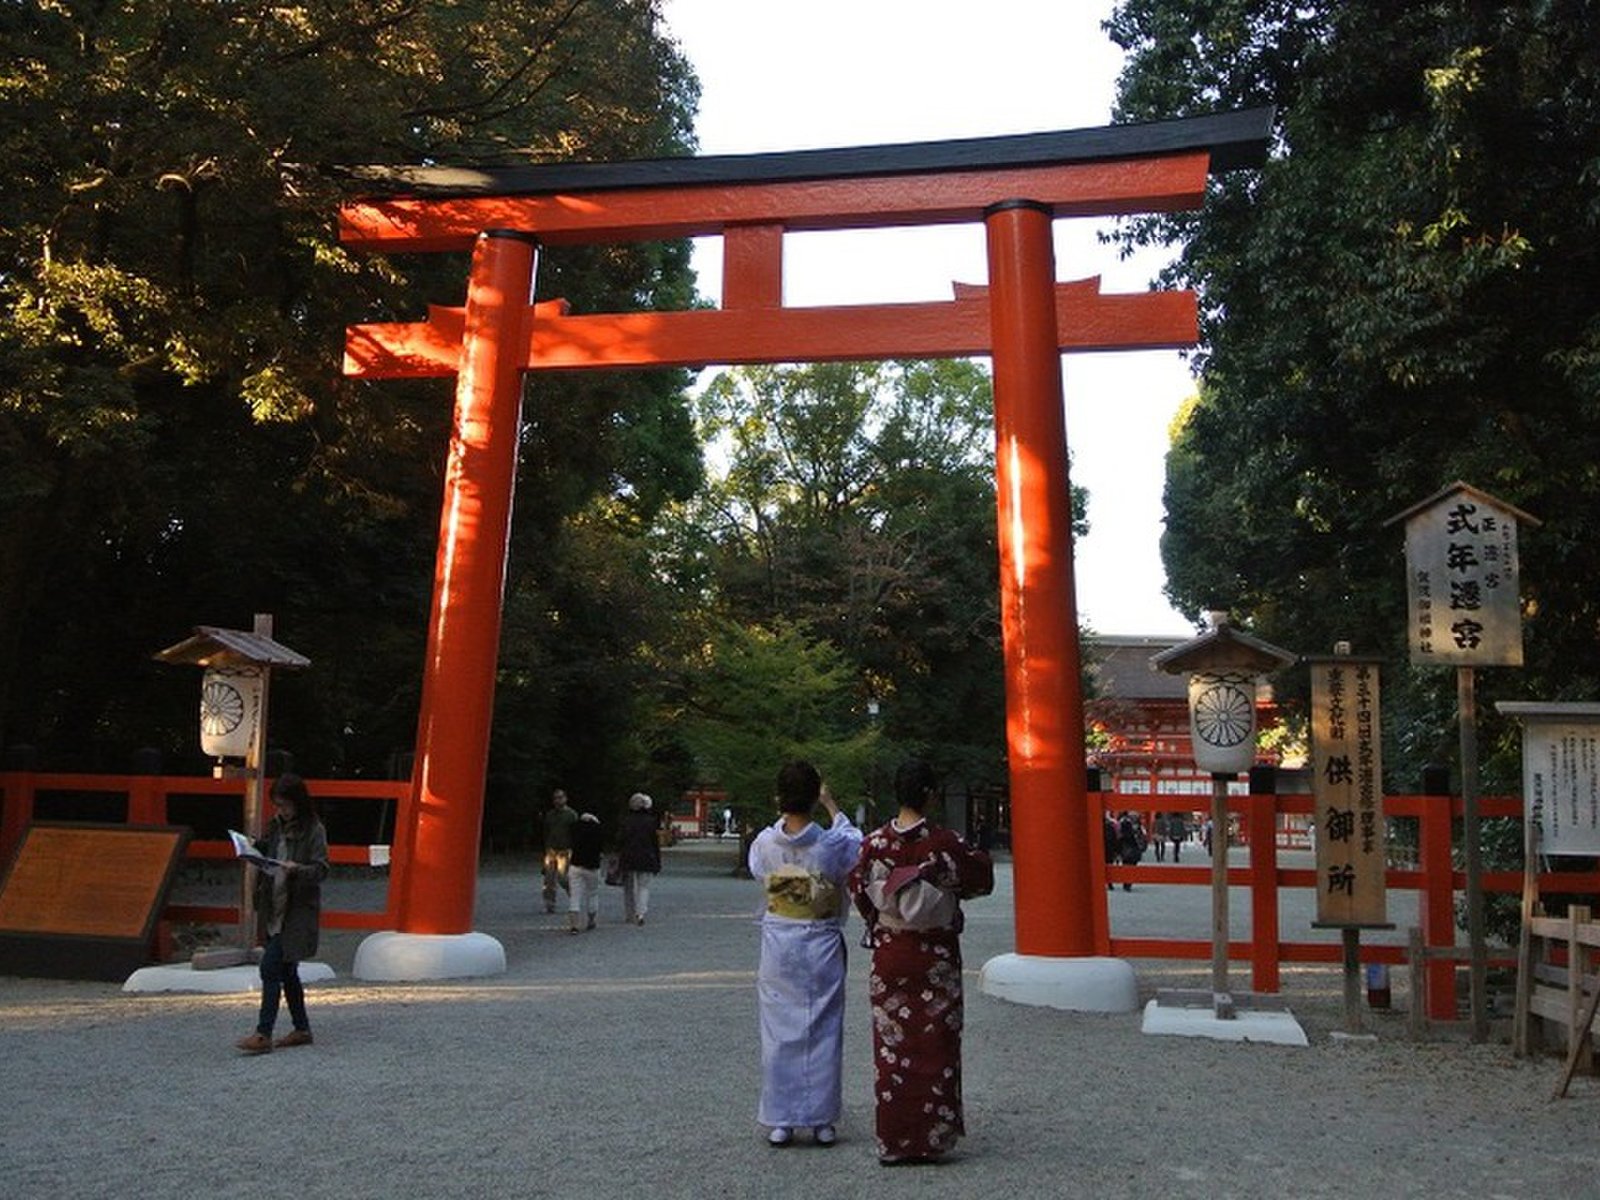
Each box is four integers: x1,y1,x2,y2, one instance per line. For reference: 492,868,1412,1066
1097,790,1600,1021
0,771,413,932
9,772,1599,1022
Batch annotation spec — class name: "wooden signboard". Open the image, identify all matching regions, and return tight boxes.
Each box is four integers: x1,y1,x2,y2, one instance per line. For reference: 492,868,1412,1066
1397,482,1535,668
1309,657,1388,927
0,823,189,980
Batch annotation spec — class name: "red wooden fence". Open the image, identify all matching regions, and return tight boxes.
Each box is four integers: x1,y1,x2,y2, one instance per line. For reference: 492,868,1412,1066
1097,790,1600,1021
7,772,1600,1022
0,771,413,933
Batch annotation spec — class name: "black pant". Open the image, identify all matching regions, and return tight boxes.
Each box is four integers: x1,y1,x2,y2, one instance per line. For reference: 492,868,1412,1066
256,933,308,1036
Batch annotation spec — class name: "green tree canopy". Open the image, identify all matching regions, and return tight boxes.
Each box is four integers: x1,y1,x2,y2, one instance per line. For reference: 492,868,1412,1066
659,359,1090,804
673,618,879,828
1109,1,1600,784
0,1,701,790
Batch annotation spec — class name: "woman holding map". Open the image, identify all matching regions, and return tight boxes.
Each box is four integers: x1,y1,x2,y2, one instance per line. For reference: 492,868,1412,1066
236,773,329,1055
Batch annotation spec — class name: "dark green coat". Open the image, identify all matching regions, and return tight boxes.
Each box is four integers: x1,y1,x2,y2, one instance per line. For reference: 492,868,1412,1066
252,815,329,961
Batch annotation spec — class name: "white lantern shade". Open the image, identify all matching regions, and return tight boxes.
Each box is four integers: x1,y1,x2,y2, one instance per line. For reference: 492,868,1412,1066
200,666,263,758
1187,670,1259,775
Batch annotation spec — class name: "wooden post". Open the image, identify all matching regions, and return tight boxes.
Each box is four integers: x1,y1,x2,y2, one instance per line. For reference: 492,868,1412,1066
1342,927,1364,1035
1408,926,1427,1040
1552,978,1600,1100
1459,666,1488,1041
1568,906,1593,1075
1211,771,1233,1011
1513,813,1540,1056
238,613,274,949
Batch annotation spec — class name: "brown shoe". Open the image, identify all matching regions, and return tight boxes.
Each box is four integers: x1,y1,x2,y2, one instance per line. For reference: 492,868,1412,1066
236,1032,272,1055
273,1029,313,1049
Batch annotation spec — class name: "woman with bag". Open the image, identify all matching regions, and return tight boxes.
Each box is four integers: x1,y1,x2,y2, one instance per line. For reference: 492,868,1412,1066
848,759,993,1164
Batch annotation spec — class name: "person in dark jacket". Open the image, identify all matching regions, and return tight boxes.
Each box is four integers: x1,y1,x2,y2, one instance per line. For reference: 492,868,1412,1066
617,792,661,925
1115,811,1145,891
1166,811,1187,863
237,773,329,1055
567,812,605,933
1103,812,1119,891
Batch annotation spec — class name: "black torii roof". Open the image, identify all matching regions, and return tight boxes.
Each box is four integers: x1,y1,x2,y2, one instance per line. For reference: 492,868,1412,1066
330,106,1274,199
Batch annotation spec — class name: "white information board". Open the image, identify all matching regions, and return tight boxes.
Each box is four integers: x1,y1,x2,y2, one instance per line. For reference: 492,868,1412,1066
1498,702,1600,858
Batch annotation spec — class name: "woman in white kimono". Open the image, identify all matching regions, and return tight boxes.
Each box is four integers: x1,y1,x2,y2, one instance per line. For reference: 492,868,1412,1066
748,760,862,1148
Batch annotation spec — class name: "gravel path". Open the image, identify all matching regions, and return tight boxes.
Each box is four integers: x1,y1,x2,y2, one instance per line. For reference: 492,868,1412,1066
2,841,1594,1199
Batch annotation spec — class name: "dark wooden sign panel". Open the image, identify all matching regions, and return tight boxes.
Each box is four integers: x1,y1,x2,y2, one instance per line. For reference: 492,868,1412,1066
0,823,189,979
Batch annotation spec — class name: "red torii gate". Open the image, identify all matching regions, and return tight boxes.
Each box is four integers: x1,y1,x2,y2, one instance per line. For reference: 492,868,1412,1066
339,109,1271,996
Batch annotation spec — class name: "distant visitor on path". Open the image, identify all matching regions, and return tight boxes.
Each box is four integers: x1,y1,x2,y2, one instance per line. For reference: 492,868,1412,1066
747,760,861,1148
849,759,993,1165
567,812,604,933
237,773,329,1056
1166,811,1187,863
1116,811,1146,891
1103,810,1118,890
541,788,578,913
617,792,660,925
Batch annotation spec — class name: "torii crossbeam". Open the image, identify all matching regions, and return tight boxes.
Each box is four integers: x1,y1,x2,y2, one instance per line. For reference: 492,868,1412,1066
339,108,1272,997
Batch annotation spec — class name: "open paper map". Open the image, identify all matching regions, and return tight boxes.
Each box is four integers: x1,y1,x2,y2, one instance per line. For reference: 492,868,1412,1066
227,830,285,870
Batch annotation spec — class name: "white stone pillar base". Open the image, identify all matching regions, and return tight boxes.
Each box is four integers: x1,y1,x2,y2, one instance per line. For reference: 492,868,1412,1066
122,961,334,994
352,931,506,982
978,952,1138,1012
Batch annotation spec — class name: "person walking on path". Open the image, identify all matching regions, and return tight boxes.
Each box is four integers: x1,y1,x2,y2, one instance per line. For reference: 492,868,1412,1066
849,759,993,1165
236,773,329,1055
567,811,604,933
541,789,578,913
747,762,861,1149
617,792,661,925
1103,810,1119,891
1115,811,1145,891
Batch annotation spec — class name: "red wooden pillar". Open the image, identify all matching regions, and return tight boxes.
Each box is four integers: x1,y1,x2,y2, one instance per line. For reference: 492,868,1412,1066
127,774,165,826
1087,785,1112,954
398,229,538,934
0,769,34,862
984,200,1095,958
1247,786,1281,992
1420,788,1459,1020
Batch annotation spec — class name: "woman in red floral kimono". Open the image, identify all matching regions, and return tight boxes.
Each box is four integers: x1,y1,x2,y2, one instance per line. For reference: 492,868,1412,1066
849,759,994,1165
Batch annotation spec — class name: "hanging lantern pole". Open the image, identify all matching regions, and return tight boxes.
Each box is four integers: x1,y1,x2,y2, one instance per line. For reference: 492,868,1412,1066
154,615,310,962
1152,612,1296,1020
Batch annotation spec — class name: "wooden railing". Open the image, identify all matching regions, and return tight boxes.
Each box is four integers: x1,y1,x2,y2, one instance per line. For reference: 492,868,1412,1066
9,771,1600,1022
0,770,413,932
1098,790,1600,1021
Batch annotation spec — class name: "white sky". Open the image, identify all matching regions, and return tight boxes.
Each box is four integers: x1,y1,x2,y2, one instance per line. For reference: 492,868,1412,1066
658,0,1199,636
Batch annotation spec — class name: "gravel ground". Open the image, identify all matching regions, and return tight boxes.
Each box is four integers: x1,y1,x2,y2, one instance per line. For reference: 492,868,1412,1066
2,840,1595,1199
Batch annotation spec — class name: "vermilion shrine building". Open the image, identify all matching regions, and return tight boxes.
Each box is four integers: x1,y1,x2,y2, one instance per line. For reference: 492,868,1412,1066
1085,634,1302,834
